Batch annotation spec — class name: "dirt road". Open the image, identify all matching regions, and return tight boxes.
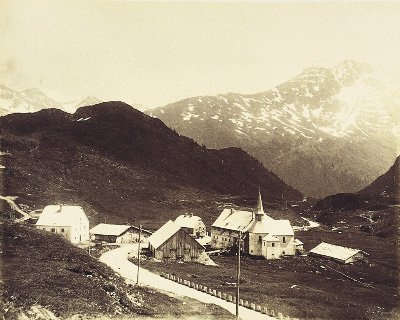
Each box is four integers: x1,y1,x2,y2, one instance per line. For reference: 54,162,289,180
100,244,275,320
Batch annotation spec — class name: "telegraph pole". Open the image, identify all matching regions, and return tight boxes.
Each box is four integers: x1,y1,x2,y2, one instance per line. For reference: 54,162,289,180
136,224,142,285
236,230,242,320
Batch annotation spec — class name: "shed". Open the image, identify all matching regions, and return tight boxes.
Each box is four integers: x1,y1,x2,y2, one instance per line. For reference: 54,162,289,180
309,242,368,264
36,205,89,244
148,220,205,262
90,224,152,243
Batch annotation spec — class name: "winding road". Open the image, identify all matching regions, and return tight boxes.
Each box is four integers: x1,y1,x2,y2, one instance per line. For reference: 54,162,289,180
100,244,275,320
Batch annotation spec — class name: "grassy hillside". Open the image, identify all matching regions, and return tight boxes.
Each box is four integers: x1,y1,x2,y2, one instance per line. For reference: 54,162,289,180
0,221,233,319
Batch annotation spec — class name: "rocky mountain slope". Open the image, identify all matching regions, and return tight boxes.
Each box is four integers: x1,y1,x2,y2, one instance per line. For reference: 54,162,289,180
149,60,399,197
0,102,302,229
0,84,101,115
359,156,399,201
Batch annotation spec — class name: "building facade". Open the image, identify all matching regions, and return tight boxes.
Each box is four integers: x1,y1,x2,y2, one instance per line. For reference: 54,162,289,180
174,214,206,238
36,205,89,244
148,220,205,262
90,224,152,243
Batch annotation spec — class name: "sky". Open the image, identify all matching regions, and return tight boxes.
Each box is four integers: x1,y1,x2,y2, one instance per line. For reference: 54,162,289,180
1,0,400,108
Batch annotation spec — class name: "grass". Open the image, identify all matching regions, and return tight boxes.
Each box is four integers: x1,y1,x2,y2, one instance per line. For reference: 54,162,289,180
138,225,399,320
0,222,233,319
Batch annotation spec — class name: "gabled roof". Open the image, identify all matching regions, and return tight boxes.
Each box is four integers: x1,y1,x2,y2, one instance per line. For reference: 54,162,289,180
90,223,131,236
211,208,254,232
263,234,279,242
36,205,88,227
268,220,294,236
247,215,275,233
175,214,203,229
294,239,304,245
309,242,367,261
148,220,181,249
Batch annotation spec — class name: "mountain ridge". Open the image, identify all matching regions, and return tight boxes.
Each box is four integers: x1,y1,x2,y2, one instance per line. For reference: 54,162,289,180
148,60,399,197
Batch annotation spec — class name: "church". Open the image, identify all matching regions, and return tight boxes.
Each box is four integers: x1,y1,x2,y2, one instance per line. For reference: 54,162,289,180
210,191,302,259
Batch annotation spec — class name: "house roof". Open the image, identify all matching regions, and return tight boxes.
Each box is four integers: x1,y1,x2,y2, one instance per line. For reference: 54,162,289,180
36,205,88,227
309,242,367,261
175,214,203,229
148,220,181,249
294,239,304,245
90,223,131,236
211,208,255,232
196,235,212,246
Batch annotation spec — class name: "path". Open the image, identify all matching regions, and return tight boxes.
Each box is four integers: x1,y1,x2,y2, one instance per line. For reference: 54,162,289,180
0,195,32,222
100,244,275,320
293,217,320,231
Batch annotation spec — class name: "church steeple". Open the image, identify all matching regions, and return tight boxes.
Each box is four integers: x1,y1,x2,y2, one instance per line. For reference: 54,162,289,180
254,188,265,219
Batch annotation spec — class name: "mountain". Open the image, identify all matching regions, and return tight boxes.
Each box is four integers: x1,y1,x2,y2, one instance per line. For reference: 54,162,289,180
0,102,303,229
359,156,400,201
0,84,102,115
148,60,399,197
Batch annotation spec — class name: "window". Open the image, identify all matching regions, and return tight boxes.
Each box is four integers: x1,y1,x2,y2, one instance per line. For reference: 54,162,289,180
259,236,262,242
51,228,55,232
272,243,275,247
61,228,65,233
283,237,286,243
282,251,285,255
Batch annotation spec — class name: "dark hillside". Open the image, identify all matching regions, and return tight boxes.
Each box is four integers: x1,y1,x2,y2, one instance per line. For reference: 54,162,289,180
0,102,302,229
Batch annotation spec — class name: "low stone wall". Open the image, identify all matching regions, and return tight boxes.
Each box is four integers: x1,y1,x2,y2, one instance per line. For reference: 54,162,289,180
160,272,299,320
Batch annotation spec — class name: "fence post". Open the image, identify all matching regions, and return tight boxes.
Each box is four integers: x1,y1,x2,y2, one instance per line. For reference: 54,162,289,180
262,307,268,314
277,312,284,319
251,303,256,310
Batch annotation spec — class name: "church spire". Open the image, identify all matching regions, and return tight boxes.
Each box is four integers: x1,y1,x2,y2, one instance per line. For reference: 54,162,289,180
254,188,265,217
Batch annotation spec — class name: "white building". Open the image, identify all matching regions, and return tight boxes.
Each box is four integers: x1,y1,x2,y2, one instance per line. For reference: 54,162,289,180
174,213,206,238
90,224,152,243
211,191,300,260
36,205,89,244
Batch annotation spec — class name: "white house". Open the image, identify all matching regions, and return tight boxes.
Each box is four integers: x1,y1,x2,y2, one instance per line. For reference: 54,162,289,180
36,205,89,244
174,213,206,238
211,191,300,260
309,242,368,264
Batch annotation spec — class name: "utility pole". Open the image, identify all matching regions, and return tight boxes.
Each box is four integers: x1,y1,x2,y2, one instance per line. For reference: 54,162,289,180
236,230,242,320
136,224,142,285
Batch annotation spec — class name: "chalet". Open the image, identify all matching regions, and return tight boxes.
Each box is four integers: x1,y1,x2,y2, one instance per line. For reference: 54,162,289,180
309,242,368,264
90,223,152,243
148,220,205,262
211,191,300,260
174,213,206,238
36,205,89,244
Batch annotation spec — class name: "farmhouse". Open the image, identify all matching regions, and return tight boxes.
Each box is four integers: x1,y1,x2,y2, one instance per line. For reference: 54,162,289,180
36,205,89,244
211,191,300,260
309,242,368,264
174,213,206,238
90,223,152,243
148,220,205,262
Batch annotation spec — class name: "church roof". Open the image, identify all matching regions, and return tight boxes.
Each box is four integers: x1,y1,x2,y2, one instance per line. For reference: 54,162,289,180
247,215,275,233
175,214,203,229
269,220,295,236
211,208,254,232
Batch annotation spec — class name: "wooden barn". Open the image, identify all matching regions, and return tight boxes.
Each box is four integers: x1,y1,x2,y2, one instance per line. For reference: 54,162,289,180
90,223,152,243
148,220,205,262
309,242,368,264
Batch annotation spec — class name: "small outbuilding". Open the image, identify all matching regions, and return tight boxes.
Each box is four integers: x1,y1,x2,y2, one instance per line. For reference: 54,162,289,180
148,220,205,262
36,205,89,244
90,223,152,243
174,213,206,238
309,242,368,264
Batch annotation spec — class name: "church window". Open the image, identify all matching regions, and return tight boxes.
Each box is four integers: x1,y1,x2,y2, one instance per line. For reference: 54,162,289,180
283,237,286,243
272,243,275,247
259,236,262,242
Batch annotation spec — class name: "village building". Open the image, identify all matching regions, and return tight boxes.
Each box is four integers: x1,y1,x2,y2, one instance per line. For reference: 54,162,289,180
35,205,89,244
211,191,300,260
309,242,368,264
90,223,152,243
174,213,206,238
148,220,205,262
